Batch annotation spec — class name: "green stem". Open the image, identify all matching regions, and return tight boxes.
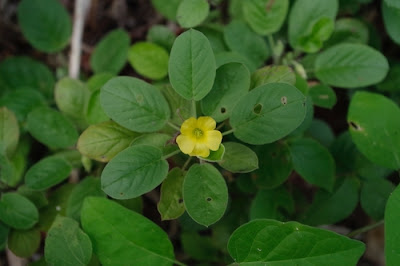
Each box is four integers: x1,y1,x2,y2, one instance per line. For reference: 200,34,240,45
182,156,192,171
222,128,235,136
192,100,197,118
162,149,181,160
167,121,180,131
267,34,278,64
347,220,384,238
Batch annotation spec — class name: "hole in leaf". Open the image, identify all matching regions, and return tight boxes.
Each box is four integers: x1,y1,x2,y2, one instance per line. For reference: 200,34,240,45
281,96,287,105
349,121,361,131
206,197,212,202
178,199,183,204
253,103,263,114
220,107,226,114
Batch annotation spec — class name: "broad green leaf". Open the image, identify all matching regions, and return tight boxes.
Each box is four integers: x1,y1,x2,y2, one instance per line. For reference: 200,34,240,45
25,156,71,190
289,138,335,191
300,177,359,226
201,63,250,122
87,73,114,92
0,56,55,99
0,151,15,186
90,29,130,74
128,42,169,80
86,90,109,125
361,179,394,220
0,88,46,122
0,223,9,250
27,107,78,149
9,147,27,187
325,18,369,47
45,216,92,266
254,142,292,188
177,0,209,28
17,0,72,52
169,29,216,100
315,44,389,88
17,186,48,209
242,0,288,35
81,197,175,265
218,142,258,173
181,232,218,261
250,187,294,221
308,84,337,109
382,1,400,45
151,0,182,20
67,177,106,222
8,228,40,258
228,219,365,265
215,51,256,72
288,0,338,52
160,84,192,126
307,119,335,147
130,133,174,155
101,76,170,132
147,25,176,51
0,107,19,157
385,0,400,9
157,168,185,220
348,92,400,169
0,193,38,230
251,65,296,89
377,64,400,93
197,25,228,53
289,95,314,136
183,164,228,226
101,145,169,199
224,20,269,68
230,82,306,145
385,184,400,265
77,121,140,162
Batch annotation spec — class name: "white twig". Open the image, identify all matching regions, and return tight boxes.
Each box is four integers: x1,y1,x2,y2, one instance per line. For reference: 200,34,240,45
6,248,27,266
69,0,91,79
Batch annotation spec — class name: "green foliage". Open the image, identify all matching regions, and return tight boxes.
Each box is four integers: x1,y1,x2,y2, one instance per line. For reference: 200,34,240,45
8,228,41,258
0,193,38,230
177,0,209,28
0,107,19,158
382,1,400,45
218,142,258,173
158,168,185,220
385,185,400,265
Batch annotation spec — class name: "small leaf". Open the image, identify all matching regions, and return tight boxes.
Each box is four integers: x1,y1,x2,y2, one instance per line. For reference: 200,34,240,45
382,1,400,45
17,186,48,209
151,0,182,20
45,216,92,266
0,193,38,230
361,179,394,220
251,65,296,89
101,145,169,199
377,64,400,93
177,0,209,28
146,25,176,51
101,76,170,132
169,29,216,100
157,168,185,220
199,144,225,162
307,119,335,147
86,90,109,125
81,197,175,265
8,228,40,258
183,164,228,226
308,84,337,109
325,18,369,47
298,17,335,53
87,73,114,92
385,184,400,265
90,29,130,74
0,107,19,157
218,142,258,173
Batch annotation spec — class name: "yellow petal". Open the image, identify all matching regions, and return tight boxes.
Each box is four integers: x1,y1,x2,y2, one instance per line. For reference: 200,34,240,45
176,135,195,154
180,117,197,135
197,116,216,131
205,130,222,151
190,143,210,157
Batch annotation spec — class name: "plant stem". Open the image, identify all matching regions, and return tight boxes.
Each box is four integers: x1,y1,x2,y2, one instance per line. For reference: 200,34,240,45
347,220,384,238
182,156,192,171
162,149,181,160
222,128,235,136
267,34,278,64
167,121,180,131
192,99,197,118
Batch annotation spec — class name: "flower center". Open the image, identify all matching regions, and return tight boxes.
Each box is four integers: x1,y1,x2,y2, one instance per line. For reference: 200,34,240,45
192,128,204,139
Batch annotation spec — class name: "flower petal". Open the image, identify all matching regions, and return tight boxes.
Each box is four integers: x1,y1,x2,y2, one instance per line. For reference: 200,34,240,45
190,143,210,157
180,117,197,135
197,116,216,131
176,135,195,154
205,130,222,151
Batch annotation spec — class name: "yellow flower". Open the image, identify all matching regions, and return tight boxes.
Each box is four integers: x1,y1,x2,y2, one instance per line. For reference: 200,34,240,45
176,116,222,157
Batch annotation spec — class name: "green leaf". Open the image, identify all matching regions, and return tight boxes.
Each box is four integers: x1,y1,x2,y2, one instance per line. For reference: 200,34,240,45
315,44,389,89
242,0,289,35
347,92,400,169
382,1,400,45
86,90,109,125
228,219,365,265
147,25,176,51
0,222,9,250
81,197,175,265
169,29,216,100
25,156,72,190
0,193,38,230
8,228,40,258
201,63,250,122
87,73,114,92
289,95,314,136
308,84,337,109
385,184,400,265
224,20,270,68
151,0,182,20
250,187,294,221
90,29,130,74
360,179,394,220
0,56,55,99
0,151,15,186
289,138,335,191
325,18,369,47
17,186,48,209
197,25,228,53
288,0,338,52
0,107,19,157
251,65,296,89
230,82,306,145
218,142,258,173
101,76,170,132
45,216,92,266
77,121,140,162
307,119,335,147
183,164,228,226
385,0,400,9
128,42,169,80
17,0,72,52
199,144,225,162
157,168,185,220
377,64,400,93
160,84,192,126
181,232,218,261
101,145,169,199
177,0,209,28
130,133,174,155
27,107,78,149
254,142,292,188
67,177,106,222
300,177,359,226
215,51,257,72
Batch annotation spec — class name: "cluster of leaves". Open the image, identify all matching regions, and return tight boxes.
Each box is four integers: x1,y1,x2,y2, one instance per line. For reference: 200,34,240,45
1,0,400,265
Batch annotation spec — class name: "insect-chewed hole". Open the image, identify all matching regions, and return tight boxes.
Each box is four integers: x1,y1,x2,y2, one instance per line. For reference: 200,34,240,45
220,107,227,114
349,121,361,131
281,96,287,105
253,103,263,114
178,199,183,204
206,197,212,202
